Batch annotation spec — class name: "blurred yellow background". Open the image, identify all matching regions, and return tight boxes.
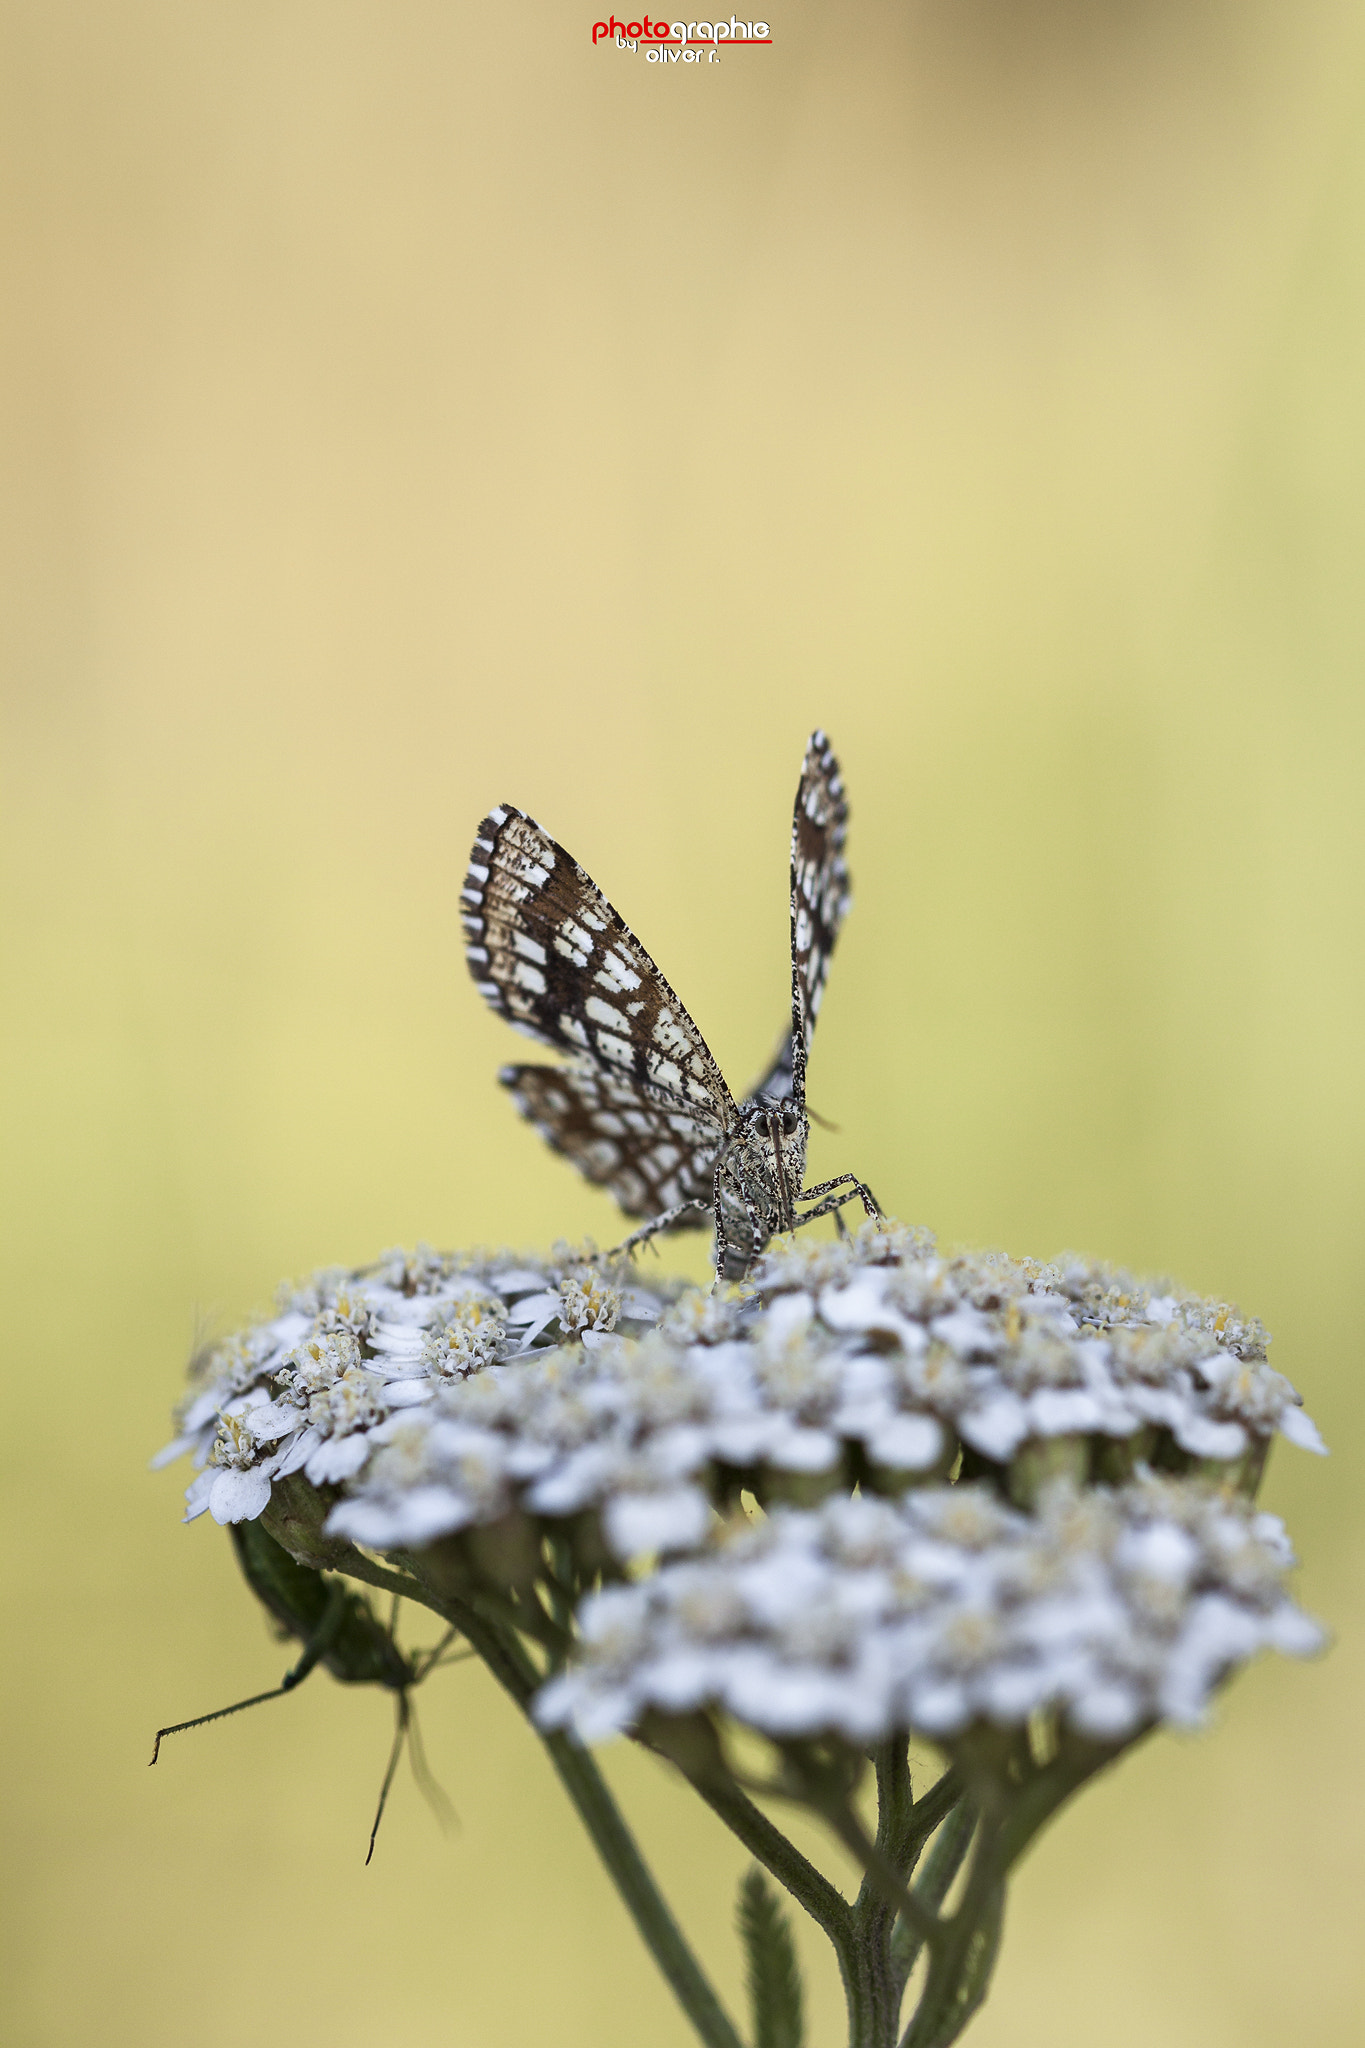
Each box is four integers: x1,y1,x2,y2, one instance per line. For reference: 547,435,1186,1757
3,1,1364,2042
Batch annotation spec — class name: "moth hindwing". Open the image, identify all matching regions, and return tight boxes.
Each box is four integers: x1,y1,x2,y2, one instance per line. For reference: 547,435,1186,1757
498,1061,718,1223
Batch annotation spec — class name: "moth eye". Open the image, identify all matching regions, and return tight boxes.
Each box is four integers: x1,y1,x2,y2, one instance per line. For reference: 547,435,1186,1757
780,1108,800,1136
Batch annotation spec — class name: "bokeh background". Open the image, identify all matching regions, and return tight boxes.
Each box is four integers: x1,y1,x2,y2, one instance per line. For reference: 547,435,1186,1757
3,1,1364,2042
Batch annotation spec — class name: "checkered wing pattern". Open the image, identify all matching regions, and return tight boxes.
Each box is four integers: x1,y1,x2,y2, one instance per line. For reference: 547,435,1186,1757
498,1063,717,1223
462,806,734,1122
789,730,851,1079
742,1031,798,1107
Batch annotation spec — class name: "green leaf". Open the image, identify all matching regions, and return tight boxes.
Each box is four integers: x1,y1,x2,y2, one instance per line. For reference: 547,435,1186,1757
736,1867,805,2048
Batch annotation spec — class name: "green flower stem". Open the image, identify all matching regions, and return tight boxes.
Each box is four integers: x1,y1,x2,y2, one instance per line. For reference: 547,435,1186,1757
868,1740,916,1872
679,1758,852,1941
678,1747,973,2048
838,1748,969,2048
901,1737,1133,2048
899,1768,966,1866
845,1741,921,2048
899,1813,1004,2048
679,1757,919,2048
542,1727,745,2048
992,1734,1134,1873
893,1801,978,2018
825,1799,942,1949
325,1538,744,2048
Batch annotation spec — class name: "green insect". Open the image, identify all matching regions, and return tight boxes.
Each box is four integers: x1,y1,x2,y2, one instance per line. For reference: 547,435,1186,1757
151,1520,462,1862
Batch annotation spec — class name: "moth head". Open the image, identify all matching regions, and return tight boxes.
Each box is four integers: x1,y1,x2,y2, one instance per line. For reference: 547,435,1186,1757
742,1098,803,1142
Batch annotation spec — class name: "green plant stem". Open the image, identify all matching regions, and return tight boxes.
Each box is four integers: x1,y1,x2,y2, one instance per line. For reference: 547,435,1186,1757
833,1748,968,2048
684,1746,972,2048
839,1741,918,2048
901,1738,1131,2048
901,1769,965,1864
327,1539,744,2048
326,1530,1136,2048
893,1801,978,2021
675,1754,922,2046
826,1799,942,1948
542,1727,745,2048
681,1763,852,1942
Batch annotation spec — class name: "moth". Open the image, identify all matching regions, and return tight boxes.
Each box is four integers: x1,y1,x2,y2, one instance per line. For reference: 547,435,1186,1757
461,730,878,1279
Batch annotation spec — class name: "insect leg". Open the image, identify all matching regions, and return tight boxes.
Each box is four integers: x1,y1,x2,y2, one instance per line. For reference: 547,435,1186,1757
149,1580,348,1765
405,1698,458,1836
606,1200,711,1260
411,1624,461,1681
366,1691,410,1866
794,1173,882,1231
738,1166,766,1264
715,1151,766,1279
794,1187,872,1230
710,1157,753,1284
798,1172,881,1212
364,1687,459,1864
709,1160,736,1285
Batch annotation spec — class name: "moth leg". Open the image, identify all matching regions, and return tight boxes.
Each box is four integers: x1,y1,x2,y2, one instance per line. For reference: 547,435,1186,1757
710,1158,747,1282
795,1174,881,1231
737,1170,767,1267
714,1153,767,1281
607,1200,711,1261
798,1171,881,1213
766,1108,796,1233
709,1161,739,1287
149,1580,348,1765
794,1188,871,1230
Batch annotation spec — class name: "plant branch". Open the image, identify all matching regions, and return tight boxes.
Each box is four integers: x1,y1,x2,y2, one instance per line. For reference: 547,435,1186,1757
677,1757,852,1944
893,1800,978,2015
542,1729,745,2048
331,1543,743,2048
900,1735,1134,2048
826,1797,942,1947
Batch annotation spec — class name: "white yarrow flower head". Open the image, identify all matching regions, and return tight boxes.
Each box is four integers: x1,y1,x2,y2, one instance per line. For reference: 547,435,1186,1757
157,1216,1325,1711
157,1220,1327,1561
155,1215,1329,2048
534,1474,1322,1754
154,1244,684,1528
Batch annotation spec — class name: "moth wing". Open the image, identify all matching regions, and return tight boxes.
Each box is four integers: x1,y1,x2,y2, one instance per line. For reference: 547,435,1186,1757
788,731,851,1090
463,806,734,1123
500,1063,719,1223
